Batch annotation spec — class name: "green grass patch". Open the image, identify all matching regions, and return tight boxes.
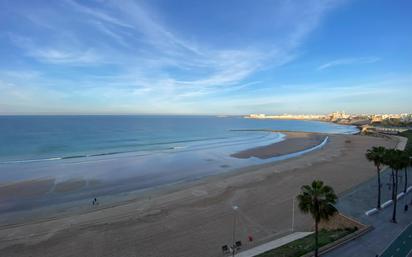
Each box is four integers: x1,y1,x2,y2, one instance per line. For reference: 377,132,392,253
256,227,358,257
399,130,412,152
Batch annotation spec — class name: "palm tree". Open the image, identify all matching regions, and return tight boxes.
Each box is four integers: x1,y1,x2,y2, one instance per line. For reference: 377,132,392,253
401,150,411,211
366,146,387,209
297,180,338,257
384,149,405,223
408,149,412,206
401,151,410,194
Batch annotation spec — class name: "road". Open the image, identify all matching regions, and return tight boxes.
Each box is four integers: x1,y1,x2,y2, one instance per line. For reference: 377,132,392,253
380,224,412,257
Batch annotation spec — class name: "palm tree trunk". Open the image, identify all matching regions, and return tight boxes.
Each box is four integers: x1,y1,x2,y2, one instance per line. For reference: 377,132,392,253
377,167,381,209
405,167,408,211
391,170,395,200
315,219,319,257
392,170,398,223
404,167,408,193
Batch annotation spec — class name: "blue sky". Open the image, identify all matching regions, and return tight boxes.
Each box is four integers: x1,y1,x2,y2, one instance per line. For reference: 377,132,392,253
0,0,411,115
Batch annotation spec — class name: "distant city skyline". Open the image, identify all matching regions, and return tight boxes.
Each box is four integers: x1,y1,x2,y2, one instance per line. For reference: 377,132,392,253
0,0,411,115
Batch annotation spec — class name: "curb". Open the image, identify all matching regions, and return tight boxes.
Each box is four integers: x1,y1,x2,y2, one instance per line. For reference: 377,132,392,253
300,225,373,257
365,186,412,216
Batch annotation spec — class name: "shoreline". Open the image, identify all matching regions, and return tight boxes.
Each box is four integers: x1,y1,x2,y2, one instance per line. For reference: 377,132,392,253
232,132,326,159
0,117,358,166
0,133,399,257
243,117,362,132
0,131,326,219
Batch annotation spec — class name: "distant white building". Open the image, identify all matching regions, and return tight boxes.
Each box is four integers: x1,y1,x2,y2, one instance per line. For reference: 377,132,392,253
371,113,412,123
247,114,266,119
329,111,350,121
245,112,411,124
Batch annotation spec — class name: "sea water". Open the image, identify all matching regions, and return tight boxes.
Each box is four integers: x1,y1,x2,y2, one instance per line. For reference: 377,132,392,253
0,115,357,163
0,115,357,212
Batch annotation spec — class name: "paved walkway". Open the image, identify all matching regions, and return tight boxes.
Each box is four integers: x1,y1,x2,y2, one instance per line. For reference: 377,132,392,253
236,232,313,257
324,166,412,257
337,166,411,224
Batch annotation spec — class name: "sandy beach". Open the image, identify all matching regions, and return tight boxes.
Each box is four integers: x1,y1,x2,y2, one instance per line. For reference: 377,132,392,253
232,132,326,159
0,132,398,257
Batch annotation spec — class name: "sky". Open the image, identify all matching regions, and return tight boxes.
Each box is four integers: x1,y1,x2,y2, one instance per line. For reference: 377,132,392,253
0,0,411,115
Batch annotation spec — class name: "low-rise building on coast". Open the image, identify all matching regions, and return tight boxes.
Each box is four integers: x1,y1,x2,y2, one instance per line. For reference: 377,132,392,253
245,113,327,120
371,113,412,123
245,112,412,128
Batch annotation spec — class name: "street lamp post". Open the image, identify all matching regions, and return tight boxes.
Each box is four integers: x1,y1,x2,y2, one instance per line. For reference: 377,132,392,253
409,157,412,207
232,205,239,257
221,205,242,256
292,197,295,232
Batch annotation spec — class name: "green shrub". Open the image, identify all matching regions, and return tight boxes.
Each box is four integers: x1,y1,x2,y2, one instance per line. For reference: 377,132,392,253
256,229,355,257
399,130,412,152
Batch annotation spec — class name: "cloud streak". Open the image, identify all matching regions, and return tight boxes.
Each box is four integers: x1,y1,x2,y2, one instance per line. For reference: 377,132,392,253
317,57,380,70
0,0,357,114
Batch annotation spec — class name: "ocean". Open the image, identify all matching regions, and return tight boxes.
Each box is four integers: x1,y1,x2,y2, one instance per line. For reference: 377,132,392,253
0,115,357,212
0,115,357,164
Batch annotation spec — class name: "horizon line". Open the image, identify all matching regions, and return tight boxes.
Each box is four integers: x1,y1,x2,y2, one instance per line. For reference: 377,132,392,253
0,111,411,116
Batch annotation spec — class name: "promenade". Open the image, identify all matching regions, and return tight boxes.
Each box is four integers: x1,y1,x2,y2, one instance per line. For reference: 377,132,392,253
236,232,313,257
324,166,412,257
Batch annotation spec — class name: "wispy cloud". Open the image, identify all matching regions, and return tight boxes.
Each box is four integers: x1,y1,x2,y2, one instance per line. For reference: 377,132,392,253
8,33,102,65
32,48,101,64
317,57,380,70
1,0,352,113
208,75,412,114
65,0,135,29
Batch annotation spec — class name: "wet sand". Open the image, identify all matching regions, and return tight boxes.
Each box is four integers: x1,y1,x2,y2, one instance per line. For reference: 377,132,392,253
0,133,398,257
0,178,55,201
54,179,87,193
0,132,319,215
232,132,325,159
